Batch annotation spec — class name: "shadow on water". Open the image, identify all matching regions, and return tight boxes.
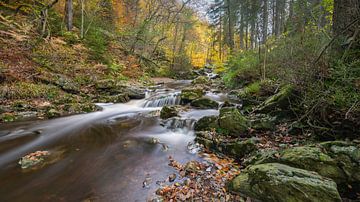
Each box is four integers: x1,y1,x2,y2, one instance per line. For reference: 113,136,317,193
0,80,220,201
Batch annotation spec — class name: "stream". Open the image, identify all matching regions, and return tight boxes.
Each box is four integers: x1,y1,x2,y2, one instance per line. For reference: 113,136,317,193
0,80,226,201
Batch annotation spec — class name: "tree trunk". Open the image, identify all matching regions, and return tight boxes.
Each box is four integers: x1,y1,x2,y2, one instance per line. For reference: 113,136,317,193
65,0,73,31
80,0,84,38
226,0,234,53
239,11,245,49
333,0,360,53
262,0,268,44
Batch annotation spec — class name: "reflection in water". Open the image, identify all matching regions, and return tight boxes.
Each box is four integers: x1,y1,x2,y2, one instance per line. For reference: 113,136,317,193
0,80,221,202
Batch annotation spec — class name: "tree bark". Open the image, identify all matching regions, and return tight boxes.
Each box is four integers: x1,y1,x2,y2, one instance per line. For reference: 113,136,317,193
65,0,73,31
262,0,268,44
333,0,360,53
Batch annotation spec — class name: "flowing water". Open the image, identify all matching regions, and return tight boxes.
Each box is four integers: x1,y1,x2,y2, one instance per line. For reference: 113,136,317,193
0,80,226,202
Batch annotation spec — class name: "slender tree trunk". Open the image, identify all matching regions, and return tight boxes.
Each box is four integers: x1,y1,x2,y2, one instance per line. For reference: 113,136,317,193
226,0,234,53
80,0,84,38
274,0,281,37
239,11,245,49
65,0,73,31
219,14,223,62
262,0,268,44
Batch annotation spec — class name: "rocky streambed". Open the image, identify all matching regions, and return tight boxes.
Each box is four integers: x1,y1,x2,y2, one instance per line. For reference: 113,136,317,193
0,72,359,201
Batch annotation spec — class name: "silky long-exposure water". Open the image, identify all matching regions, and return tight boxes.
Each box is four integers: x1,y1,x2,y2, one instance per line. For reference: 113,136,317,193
0,80,224,201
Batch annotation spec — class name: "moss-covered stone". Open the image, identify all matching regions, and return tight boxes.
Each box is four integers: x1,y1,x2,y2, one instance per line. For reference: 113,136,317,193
192,76,209,85
160,106,178,119
225,138,258,158
218,107,249,136
245,144,360,184
321,141,360,182
194,116,219,131
256,84,294,113
250,114,277,130
229,163,342,202
95,94,130,103
180,88,205,103
191,98,219,109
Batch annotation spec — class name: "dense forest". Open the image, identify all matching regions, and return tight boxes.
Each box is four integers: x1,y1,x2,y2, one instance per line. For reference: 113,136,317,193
0,0,360,201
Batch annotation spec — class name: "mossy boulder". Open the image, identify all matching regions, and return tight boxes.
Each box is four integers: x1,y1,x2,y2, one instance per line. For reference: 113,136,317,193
218,107,249,136
117,85,145,99
245,144,360,184
250,114,277,130
229,163,342,202
180,88,205,103
321,141,360,182
191,98,219,109
256,84,294,113
194,116,219,131
192,76,209,85
160,106,178,119
225,138,259,158
195,132,258,159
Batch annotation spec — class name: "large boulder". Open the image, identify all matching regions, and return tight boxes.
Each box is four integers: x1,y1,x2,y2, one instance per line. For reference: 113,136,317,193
194,116,219,131
160,106,178,119
224,138,258,158
245,144,360,184
180,88,205,103
229,163,342,202
218,107,249,136
256,84,294,113
249,114,277,130
321,141,360,182
191,98,219,109
117,85,145,99
195,132,258,159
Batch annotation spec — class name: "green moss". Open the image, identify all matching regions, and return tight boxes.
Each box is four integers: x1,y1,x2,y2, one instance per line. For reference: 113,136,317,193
230,163,342,202
0,82,61,99
218,107,249,136
180,88,205,102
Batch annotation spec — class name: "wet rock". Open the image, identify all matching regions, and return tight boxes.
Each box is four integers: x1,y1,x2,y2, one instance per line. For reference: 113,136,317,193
119,85,145,99
19,151,51,169
192,76,209,85
169,173,177,182
149,137,160,144
229,163,342,202
190,98,219,109
255,84,294,113
184,161,201,173
194,116,219,131
218,107,249,136
160,106,178,119
180,88,205,103
143,176,152,189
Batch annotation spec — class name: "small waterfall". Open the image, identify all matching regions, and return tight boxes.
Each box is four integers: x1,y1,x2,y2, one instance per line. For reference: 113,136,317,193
143,93,181,108
160,117,196,131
